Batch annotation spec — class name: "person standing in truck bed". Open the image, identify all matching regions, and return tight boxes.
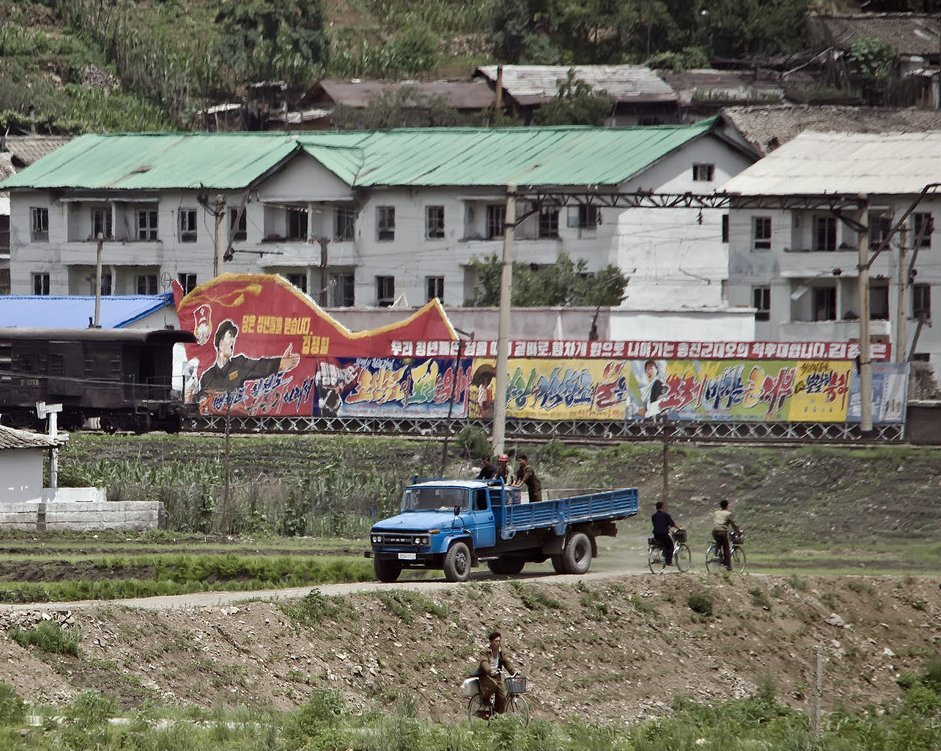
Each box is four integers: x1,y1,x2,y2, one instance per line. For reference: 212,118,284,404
514,454,542,503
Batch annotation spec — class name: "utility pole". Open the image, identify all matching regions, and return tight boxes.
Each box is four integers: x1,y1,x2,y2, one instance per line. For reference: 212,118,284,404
318,237,330,305
492,185,516,456
213,194,226,277
857,197,873,435
93,233,103,328
897,223,909,363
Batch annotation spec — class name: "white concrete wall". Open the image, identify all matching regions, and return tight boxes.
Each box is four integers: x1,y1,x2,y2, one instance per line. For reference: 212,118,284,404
608,309,756,341
0,501,163,531
0,449,44,502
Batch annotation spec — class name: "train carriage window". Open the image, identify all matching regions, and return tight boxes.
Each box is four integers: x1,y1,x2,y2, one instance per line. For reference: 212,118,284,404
49,353,64,375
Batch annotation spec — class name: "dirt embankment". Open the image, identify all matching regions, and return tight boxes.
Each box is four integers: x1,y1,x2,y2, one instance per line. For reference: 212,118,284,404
0,573,937,722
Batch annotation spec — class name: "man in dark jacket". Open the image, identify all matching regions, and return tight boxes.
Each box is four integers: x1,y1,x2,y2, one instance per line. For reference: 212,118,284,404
477,631,516,714
651,500,679,566
513,454,542,503
476,456,497,480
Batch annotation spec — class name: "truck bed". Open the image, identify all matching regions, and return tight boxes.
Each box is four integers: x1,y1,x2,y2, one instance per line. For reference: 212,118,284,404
496,488,638,539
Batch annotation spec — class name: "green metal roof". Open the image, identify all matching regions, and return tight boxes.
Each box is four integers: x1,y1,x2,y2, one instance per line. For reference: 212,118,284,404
0,119,719,191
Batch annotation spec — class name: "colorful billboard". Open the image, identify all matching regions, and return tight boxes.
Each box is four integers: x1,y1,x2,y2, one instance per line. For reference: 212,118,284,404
174,274,906,424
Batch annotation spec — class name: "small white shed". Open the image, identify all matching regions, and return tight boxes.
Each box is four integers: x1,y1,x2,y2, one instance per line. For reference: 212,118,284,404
0,424,60,502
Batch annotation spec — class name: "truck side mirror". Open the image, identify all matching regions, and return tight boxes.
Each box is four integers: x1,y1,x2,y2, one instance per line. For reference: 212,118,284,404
454,505,461,516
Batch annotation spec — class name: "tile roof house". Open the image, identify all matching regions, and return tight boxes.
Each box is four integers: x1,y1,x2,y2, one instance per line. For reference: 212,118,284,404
0,425,61,503
475,65,679,125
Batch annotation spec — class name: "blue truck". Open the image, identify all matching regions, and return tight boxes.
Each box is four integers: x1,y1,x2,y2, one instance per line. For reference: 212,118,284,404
366,479,639,582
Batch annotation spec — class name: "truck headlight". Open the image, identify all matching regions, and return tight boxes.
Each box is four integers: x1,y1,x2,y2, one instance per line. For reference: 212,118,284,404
371,534,383,544
413,536,428,546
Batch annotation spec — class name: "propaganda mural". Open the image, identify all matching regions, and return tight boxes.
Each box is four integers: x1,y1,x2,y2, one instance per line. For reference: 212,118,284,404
174,275,907,425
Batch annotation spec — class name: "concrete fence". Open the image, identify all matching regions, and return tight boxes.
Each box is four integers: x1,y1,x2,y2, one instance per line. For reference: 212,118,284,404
0,501,164,532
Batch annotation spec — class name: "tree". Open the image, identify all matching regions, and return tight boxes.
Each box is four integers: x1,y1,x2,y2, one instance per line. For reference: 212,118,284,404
215,0,328,91
466,251,629,307
533,69,614,125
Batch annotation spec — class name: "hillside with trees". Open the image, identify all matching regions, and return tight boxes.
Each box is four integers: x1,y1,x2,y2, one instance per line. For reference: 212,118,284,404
1,0,939,133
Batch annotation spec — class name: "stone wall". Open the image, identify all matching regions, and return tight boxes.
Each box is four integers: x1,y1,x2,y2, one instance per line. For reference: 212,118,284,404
0,501,163,532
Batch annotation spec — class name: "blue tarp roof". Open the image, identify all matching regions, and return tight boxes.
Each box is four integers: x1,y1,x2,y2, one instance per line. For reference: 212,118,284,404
0,294,173,329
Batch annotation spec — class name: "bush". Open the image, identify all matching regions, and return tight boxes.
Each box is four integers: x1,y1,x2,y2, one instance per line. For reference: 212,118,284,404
8,621,80,656
687,590,713,617
456,426,491,460
0,682,26,727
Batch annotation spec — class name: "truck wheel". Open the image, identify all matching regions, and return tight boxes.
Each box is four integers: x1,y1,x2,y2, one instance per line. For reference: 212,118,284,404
486,556,526,576
550,555,565,574
561,532,592,575
374,558,402,583
443,541,472,582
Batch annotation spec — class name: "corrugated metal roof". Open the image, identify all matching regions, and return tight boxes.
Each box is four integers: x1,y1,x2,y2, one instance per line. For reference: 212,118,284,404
1,120,719,191
0,294,173,328
1,136,72,166
307,79,496,109
723,105,941,156
0,425,61,450
722,130,941,196
476,65,677,106
814,13,941,57
658,69,785,107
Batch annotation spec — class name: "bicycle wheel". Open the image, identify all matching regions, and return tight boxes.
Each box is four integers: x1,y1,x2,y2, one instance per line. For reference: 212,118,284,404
732,546,747,573
506,694,530,725
674,543,691,572
704,545,722,573
647,545,666,574
467,694,489,721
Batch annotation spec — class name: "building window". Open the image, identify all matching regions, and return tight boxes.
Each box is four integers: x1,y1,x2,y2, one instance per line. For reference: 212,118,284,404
376,276,395,307
377,206,395,242
426,206,445,239
869,213,892,248
486,205,505,239
752,287,770,322
812,287,836,321
179,209,198,243
813,215,836,251
136,274,158,294
91,208,113,240
692,163,715,181
721,214,729,243
136,209,158,241
30,208,49,242
229,208,246,242
538,207,559,238
91,272,113,296
426,276,444,301
334,207,356,241
287,207,308,241
32,272,50,295
567,204,599,230
913,283,931,319
178,273,197,294
914,212,933,248
870,283,889,320
752,216,771,250
331,272,355,306
285,273,307,292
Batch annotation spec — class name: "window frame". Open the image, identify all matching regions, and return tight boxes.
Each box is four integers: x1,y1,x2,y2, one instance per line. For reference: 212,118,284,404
178,208,198,243
136,274,159,295
425,205,445,240
426,275,444,301
229,208,247,242
178,273,197,294
334,207,356,242
286,207,308,241
752,216,771,250
136,209,159,241
538,206,559,238
913,283,931,319
486,204,505,239
692,163,715,182
752,286,770,322
812,286,837,321
869,283,890,320
91,207,113,240
376,206,395,242
376,275,395,307
30,207,49,242
32,272,50,295
285,273,307,293
914,212,933,249
813,215,837,251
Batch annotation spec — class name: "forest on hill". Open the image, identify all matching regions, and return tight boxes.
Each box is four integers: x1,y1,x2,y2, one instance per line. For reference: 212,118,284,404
2,0,940,133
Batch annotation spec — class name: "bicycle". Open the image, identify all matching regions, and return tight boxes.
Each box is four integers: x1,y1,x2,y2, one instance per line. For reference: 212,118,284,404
464,671,530,724
647,528,691,573
705,529,746,573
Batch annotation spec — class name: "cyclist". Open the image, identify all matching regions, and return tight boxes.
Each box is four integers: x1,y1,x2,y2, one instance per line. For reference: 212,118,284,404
651,501,680,566
477,631,516,714
711,499,742,571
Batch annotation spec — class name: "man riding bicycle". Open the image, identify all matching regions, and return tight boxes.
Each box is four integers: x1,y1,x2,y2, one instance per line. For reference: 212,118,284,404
711,499,742,571
477,631,516,714
651,501,680,566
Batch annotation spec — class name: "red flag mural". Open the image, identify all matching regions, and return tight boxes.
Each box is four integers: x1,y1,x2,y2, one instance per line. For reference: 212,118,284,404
173,274,465,417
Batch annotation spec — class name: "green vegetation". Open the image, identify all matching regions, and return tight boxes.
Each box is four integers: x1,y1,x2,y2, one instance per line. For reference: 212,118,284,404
8,621,80,656
508,581,561,610
374,590,449,623
687,589,713,616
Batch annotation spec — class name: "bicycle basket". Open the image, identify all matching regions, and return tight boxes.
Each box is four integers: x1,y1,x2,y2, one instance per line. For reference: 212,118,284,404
672,529,687,544
647,537,659,547
504,676,527,694
731,530,745,544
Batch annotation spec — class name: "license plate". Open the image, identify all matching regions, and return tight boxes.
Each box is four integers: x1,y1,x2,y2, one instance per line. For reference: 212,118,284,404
397,552,417,561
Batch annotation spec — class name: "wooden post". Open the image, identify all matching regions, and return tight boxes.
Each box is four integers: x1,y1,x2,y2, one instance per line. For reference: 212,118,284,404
897,224,909,363
661,414,670,505
493,185,515,456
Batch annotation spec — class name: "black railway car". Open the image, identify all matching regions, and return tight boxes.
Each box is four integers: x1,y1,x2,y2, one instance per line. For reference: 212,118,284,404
0,328,196,432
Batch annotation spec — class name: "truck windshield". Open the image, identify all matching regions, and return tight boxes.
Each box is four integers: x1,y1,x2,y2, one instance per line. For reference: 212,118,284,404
401,487,469,512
